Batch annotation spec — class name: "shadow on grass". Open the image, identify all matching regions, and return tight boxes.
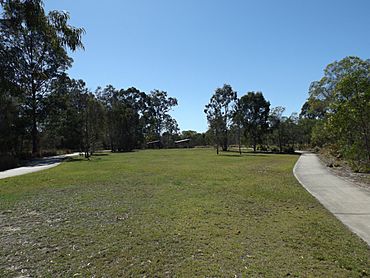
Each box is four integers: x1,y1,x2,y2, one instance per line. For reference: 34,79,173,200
65,157,85,163
27,157,64,166
219,150,301,157
219,153,269,158
65,156,107,163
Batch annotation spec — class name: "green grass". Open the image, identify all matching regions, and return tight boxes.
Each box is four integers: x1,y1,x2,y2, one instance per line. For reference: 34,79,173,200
0,149,369,277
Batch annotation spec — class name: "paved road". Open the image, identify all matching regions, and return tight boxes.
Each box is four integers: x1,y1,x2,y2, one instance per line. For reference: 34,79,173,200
0,153,79,180
294,152,370,246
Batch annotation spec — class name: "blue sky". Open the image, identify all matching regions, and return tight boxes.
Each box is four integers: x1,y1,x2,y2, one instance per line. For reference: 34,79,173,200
45,0,370,132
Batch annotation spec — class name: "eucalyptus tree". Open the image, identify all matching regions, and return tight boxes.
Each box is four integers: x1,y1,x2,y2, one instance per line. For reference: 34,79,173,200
42,74,85,150
204,84,237,153
0,45,25,156
269,106,285,152
329,66,370,163
0,0,84,154
43,76,105,157
81,93,106,158
146,90,178,144
97,86,142,152
307,56,370,168
239,92,270,152
232,98,243,154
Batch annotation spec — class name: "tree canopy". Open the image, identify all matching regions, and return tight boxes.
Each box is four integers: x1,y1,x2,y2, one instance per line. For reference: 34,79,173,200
238,92,270,152
0,0,85,154
204,84,237,153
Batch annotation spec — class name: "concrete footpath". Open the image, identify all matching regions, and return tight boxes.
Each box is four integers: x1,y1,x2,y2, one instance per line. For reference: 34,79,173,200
293,152,370,246
0,153,79,180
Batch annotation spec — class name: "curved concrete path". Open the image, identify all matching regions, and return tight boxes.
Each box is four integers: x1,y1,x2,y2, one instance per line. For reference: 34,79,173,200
0,153,79,180
294,152,370,246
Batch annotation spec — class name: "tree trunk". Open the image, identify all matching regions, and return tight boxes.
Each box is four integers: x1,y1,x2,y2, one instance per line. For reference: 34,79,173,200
222,129,228,151
215,129,219,155
31,86,38,155
84,109,90,159
238,127,241,155
278,131,282,153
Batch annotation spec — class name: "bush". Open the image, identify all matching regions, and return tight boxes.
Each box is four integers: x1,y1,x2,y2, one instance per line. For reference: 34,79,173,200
282,146,295,154
258,145,268,152
348,159,370,173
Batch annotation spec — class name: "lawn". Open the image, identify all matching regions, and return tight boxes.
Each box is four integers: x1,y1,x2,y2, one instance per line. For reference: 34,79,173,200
0,149,369,277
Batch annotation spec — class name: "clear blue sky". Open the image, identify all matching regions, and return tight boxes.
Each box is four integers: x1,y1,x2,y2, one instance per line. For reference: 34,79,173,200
45,0,370,132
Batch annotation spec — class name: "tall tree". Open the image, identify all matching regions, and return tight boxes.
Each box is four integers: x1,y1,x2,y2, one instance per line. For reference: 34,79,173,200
232,99,243,154
98,86,150,152
146,90,178,144
330,69,370,162
42,75,84,150
307,56,370,169
204,84,237,153
239,92,270,152
0,47,24,155
43,76,106,156
269,106,285,153
81,93,105,158
0,0,84,155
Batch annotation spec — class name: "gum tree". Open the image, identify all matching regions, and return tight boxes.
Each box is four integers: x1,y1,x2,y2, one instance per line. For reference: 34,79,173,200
204,84,237,153
239,92,270,152
0,0,84,154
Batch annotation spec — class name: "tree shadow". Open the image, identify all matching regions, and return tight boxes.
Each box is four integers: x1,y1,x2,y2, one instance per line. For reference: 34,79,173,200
65,157,84,163
26,157,64,166
218,150,301,157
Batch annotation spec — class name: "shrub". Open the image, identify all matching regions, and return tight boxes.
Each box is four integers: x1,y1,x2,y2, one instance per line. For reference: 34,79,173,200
282,146,295,154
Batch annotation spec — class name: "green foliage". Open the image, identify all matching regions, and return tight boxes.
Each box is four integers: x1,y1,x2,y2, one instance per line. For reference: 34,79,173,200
97,85,146,152
180,130,207,147
0,0,84,154
268,106,285,152
42,76,87,150
307,56,370,171
268,107,309,152
239,92,270,152
204,84,237,153
146,90,179,143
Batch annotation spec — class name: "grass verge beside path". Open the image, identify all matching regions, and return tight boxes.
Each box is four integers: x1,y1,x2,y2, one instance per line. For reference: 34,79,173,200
0,149,369,276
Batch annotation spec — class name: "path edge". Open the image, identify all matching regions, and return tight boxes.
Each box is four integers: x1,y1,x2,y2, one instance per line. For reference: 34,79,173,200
293,152,370,247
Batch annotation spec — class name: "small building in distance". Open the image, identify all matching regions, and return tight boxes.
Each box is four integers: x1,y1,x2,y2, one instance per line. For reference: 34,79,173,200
146,140,161,149
174,138,191,148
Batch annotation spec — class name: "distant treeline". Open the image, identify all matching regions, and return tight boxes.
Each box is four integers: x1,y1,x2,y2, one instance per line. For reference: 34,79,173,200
204,85,311,155
1,1,369,173
204,56,370,172
0,0,183,170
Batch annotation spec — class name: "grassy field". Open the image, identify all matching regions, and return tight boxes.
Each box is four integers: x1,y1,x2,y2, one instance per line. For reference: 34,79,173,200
0,149,369,277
